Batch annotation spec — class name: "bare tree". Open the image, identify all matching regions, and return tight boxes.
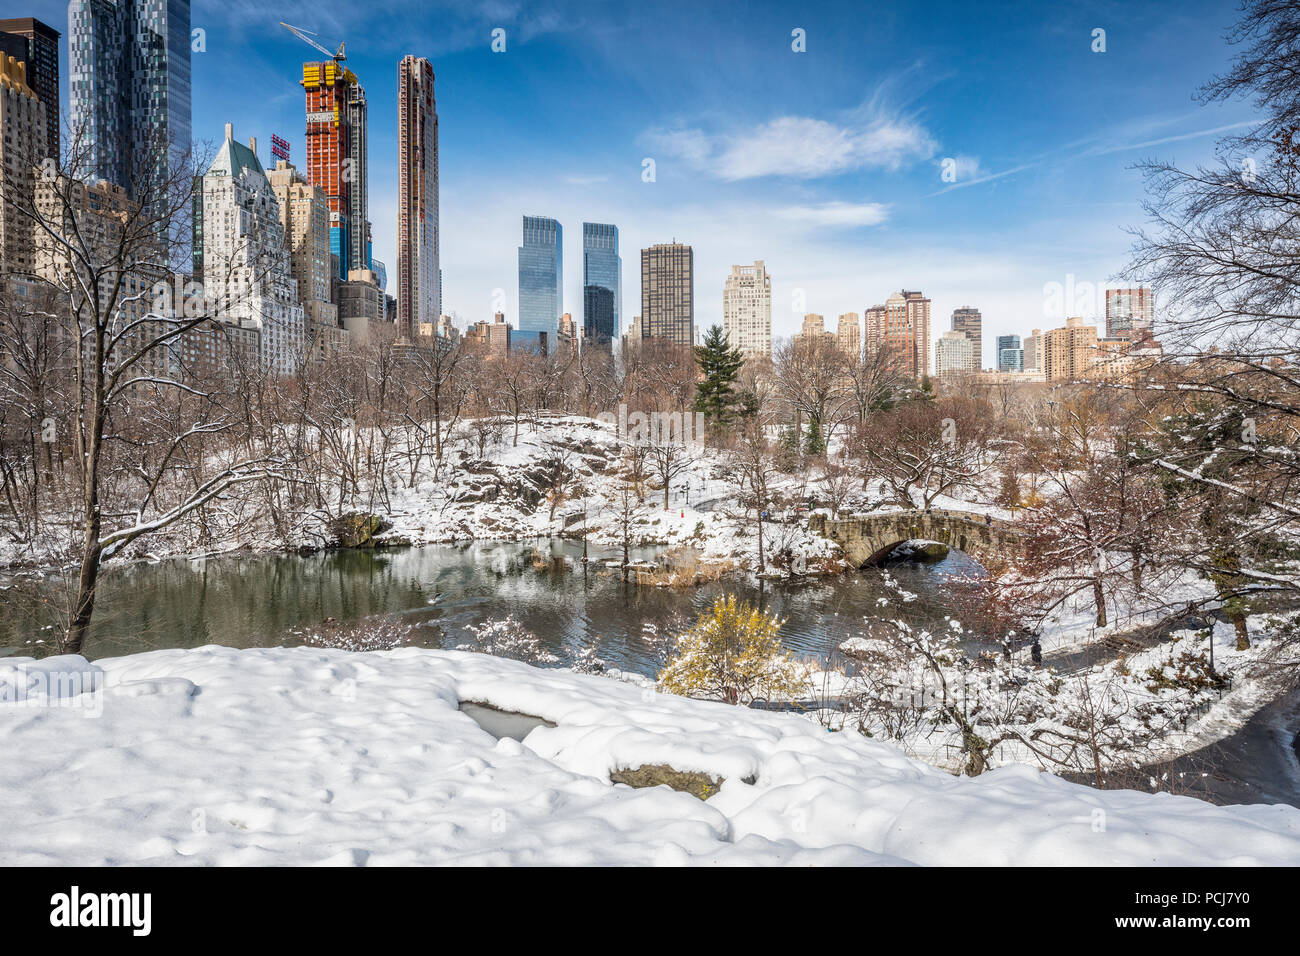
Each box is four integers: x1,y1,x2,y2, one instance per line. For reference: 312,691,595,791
772,336,851,454
849,396,1002,508
1125,0,1300,603
6,127,290,652
728,422,779,573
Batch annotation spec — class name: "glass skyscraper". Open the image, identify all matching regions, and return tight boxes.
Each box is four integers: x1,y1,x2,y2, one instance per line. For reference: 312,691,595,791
517,215,562,351
68,0,191,194
582,222,620,346
996,334,1022,371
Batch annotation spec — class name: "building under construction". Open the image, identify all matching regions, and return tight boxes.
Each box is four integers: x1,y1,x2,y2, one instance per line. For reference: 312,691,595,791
301,59,370,280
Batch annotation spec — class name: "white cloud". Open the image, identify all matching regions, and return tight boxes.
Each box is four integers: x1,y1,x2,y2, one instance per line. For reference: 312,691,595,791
645,128,713,167
775,201,890,227
644,109,936,181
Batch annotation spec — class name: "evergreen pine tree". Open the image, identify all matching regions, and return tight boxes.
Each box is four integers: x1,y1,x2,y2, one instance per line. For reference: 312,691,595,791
693,325,745,428
804,418,825,457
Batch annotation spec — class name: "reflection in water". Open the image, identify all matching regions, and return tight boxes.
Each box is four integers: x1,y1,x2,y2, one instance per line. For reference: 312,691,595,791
0,540,989,676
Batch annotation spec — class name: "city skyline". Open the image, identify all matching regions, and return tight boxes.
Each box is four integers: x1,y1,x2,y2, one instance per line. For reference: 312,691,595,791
14,0,1258,366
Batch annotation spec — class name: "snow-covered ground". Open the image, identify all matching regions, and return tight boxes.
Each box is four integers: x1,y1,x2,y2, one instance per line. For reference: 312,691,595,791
2,645,1298,865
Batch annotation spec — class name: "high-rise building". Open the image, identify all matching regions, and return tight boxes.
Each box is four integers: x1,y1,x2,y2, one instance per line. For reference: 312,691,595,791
267,159,338,332
301,58,369,279
1105,287,1154,339
951,306,982,373
582,222,620,346
397,55,439,340
0,53,47,275
837,312,861,360
625,314,643,350
640,242,693,346
517,215,562,351
1024,329,1043,371
999,347,1024,372
467,310,512,357
793,313,835,351
68,0,191,194
33,174,131,280
721,260,771,358
1093,334,1163,384
0,18,58,161
1042,316,1099,383
935,330,974,378
196,123,306,375
32,170,210,380
337,268,383,342
583,285,614,345
864,303,887,352
865,290,930,379
996,334,1022,372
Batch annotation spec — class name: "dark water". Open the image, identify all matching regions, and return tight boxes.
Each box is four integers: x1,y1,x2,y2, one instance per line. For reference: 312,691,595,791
0,539,987,674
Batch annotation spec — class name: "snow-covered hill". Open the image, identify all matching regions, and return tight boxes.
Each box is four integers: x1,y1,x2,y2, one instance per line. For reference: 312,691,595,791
2,646,1297,865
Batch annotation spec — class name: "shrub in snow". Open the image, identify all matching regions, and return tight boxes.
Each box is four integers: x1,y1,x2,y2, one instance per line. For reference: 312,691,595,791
658,595,807,704
566,645,606,675
457,616,558,664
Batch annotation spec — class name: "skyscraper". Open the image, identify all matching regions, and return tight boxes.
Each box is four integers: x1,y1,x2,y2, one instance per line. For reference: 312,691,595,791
1024,329,1043,371
640,242,693,347
1105,287,1154,339
837,312,861,360
0,18,58,160
68,0,191,193
0,51,47,275
517,215,562,351
397,55,439,339
582,222,620,346
996,334,1022,372
793,313,834,351
301,58,369,279
722,260,771,358
951,306,982,373
935,330,974,378
196,123,306,375
267,159,337,330
1043,316,1099,383
865,290,930,379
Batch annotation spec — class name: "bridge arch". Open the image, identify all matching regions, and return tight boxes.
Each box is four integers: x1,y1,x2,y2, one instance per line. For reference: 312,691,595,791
809,509,1022,568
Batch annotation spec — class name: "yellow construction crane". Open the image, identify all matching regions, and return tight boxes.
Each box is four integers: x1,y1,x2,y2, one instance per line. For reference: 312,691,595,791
279,21,346,65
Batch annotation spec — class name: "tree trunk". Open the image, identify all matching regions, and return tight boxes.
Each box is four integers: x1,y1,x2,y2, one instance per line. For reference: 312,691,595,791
1093,577,1107,628
1233,613,1250,651
65,529,102,655
433,381,442,461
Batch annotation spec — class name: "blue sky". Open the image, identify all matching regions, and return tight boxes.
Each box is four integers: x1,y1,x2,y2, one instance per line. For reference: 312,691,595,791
29,0,1259,364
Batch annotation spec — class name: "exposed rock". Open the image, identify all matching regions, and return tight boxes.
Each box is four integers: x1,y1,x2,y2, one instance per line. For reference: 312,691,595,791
326,513,394,549
610,763,726,800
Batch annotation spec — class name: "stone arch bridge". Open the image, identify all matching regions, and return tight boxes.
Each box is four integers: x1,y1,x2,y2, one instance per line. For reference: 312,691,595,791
809,509,1023,567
